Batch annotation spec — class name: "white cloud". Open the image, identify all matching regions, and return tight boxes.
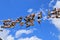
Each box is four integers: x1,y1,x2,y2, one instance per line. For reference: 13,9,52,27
0,25,14,40
18,36,42,40
7,35,14,40
27,8,33,13
49,18,60,31
15,29,36,38
0,29,10,40
49,0,55,7
54,1,60,8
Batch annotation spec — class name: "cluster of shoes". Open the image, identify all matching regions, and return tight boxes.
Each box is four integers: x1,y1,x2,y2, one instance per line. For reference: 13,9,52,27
1,8,60,29
1,12,42,28
48,8,60,18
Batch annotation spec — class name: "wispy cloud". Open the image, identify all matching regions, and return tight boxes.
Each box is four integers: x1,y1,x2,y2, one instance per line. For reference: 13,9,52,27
7,35,14,40
15,28,37,38
49,0,55,7
18,36,42,40
54,1,60,8
27,8,33,13
49,18,60,31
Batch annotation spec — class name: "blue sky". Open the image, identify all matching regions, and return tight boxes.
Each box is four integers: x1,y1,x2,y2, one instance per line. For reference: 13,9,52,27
0,0,60,40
